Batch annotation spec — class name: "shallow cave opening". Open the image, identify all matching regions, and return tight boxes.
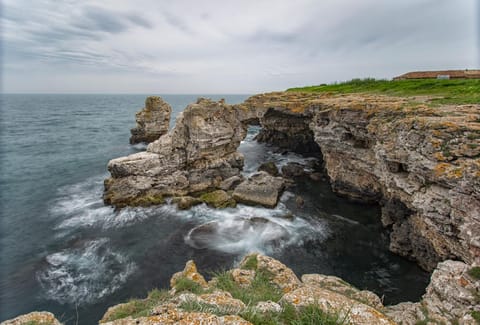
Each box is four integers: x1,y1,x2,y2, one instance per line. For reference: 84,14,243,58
238,125,430,304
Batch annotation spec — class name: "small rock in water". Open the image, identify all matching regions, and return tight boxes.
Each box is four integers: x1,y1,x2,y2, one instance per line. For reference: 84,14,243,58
295,195,305,208
281,162,306,178
258,161,279,176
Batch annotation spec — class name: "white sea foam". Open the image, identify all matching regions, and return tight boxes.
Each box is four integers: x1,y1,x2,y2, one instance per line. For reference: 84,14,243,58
37,238,136,304
51,175,160,231
180,202,329,255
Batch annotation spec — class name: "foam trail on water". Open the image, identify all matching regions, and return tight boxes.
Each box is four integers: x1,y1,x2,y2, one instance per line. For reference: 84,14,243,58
180,200,329,255
51,175,165,231
37,238,136,305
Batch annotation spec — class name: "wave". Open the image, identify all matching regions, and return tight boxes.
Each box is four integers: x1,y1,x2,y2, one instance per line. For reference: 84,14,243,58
37,238,136,305
180,192,329,255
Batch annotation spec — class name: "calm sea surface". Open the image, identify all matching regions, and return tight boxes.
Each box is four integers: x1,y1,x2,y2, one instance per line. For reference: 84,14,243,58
0,94,429,324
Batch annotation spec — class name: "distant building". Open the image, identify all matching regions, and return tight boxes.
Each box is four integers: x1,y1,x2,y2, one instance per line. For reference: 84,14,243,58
393,69,480,80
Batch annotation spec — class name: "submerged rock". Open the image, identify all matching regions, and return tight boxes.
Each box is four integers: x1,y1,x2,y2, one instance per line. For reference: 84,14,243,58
281,162,306,178
186,217,289,250
232,172,285,208
130,96,172,144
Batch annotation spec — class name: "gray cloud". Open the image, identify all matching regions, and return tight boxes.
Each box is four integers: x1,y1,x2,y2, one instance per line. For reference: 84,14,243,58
2,0,478,93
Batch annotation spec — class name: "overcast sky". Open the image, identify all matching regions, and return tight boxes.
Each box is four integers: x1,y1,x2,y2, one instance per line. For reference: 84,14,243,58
1,0,478,94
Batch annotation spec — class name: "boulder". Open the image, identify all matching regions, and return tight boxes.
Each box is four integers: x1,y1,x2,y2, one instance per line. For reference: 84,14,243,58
219,175,244,191
258,161,279,176
232,172,285,208
281,162,306,178
130,96,171,144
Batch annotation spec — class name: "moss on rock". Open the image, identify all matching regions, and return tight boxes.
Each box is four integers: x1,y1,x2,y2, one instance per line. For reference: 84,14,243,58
199,190,236,208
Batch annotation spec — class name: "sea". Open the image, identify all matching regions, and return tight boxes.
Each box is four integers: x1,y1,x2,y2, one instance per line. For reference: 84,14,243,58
0,94,429,324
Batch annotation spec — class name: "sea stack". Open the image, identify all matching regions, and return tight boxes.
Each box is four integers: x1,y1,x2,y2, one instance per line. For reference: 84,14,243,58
130,96,172,144
105,98,246,208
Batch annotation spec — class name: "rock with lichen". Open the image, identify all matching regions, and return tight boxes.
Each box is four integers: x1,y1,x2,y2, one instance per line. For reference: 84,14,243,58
104,98,246,208
244,91,480,270
0,311,62,325
130,96,172,144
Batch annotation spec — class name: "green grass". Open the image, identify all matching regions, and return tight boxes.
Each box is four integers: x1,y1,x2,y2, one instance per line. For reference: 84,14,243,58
213,269,283,305
180,301,349,325
174,277,205,294
100,288,170,323
287,78,480,105
468,266,480,280
241,254,258,270
471,310,480,323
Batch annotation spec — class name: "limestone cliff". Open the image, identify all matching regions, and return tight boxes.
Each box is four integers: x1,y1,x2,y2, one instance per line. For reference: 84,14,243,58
245,92,480,271
130,96,171,144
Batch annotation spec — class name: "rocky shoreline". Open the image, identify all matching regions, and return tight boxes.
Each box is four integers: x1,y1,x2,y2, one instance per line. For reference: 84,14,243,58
3,253,479,324
4,91,479,324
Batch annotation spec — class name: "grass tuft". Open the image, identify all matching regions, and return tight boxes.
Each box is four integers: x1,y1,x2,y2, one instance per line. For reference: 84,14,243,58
242,255,258,270
174,277,205,294
213,270,282,305
468,266,480,280
99,288,170,323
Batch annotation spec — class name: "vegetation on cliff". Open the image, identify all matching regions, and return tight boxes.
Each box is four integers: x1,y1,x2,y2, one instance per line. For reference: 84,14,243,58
287,78,480,104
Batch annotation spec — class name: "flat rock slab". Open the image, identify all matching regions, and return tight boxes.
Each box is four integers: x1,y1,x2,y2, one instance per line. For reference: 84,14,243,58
232,172,285,208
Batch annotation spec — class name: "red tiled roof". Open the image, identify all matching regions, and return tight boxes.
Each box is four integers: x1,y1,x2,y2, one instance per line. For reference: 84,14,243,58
393,70,480,80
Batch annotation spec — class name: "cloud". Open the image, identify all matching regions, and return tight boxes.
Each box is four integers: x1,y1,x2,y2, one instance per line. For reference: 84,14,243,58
1,0,478,93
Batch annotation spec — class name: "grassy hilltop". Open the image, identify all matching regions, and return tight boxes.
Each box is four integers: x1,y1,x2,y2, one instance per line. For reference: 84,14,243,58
287,78,480,105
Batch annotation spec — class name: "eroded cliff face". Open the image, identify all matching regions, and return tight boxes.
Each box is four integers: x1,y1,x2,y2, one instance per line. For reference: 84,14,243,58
129,96,172,144
238,92,322,156
247,92,480,271
105,98,246,208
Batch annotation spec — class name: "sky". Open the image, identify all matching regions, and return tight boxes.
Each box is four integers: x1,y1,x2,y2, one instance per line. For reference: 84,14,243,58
1,0,479,94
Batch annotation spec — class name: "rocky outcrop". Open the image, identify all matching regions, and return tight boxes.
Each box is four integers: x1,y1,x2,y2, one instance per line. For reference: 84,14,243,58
386,260,480,324
104,98,246,208
130,96,172,144
0,311,62,325
9,255,479,325
247,91,480,271
98,253,398,325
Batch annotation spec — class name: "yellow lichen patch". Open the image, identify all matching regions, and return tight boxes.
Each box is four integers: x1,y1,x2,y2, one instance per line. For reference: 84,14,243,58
434,163,451,177
434,152,447,161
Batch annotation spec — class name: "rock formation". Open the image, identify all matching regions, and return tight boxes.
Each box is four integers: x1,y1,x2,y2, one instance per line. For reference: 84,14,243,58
245,92,480,271
130,96,172,144
99,92,480,324
97,253,398,324
5,254,479,324
105,98,247,208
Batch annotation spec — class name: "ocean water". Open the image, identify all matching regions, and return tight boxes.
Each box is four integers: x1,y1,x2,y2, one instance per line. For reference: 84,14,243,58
0,94,429,324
